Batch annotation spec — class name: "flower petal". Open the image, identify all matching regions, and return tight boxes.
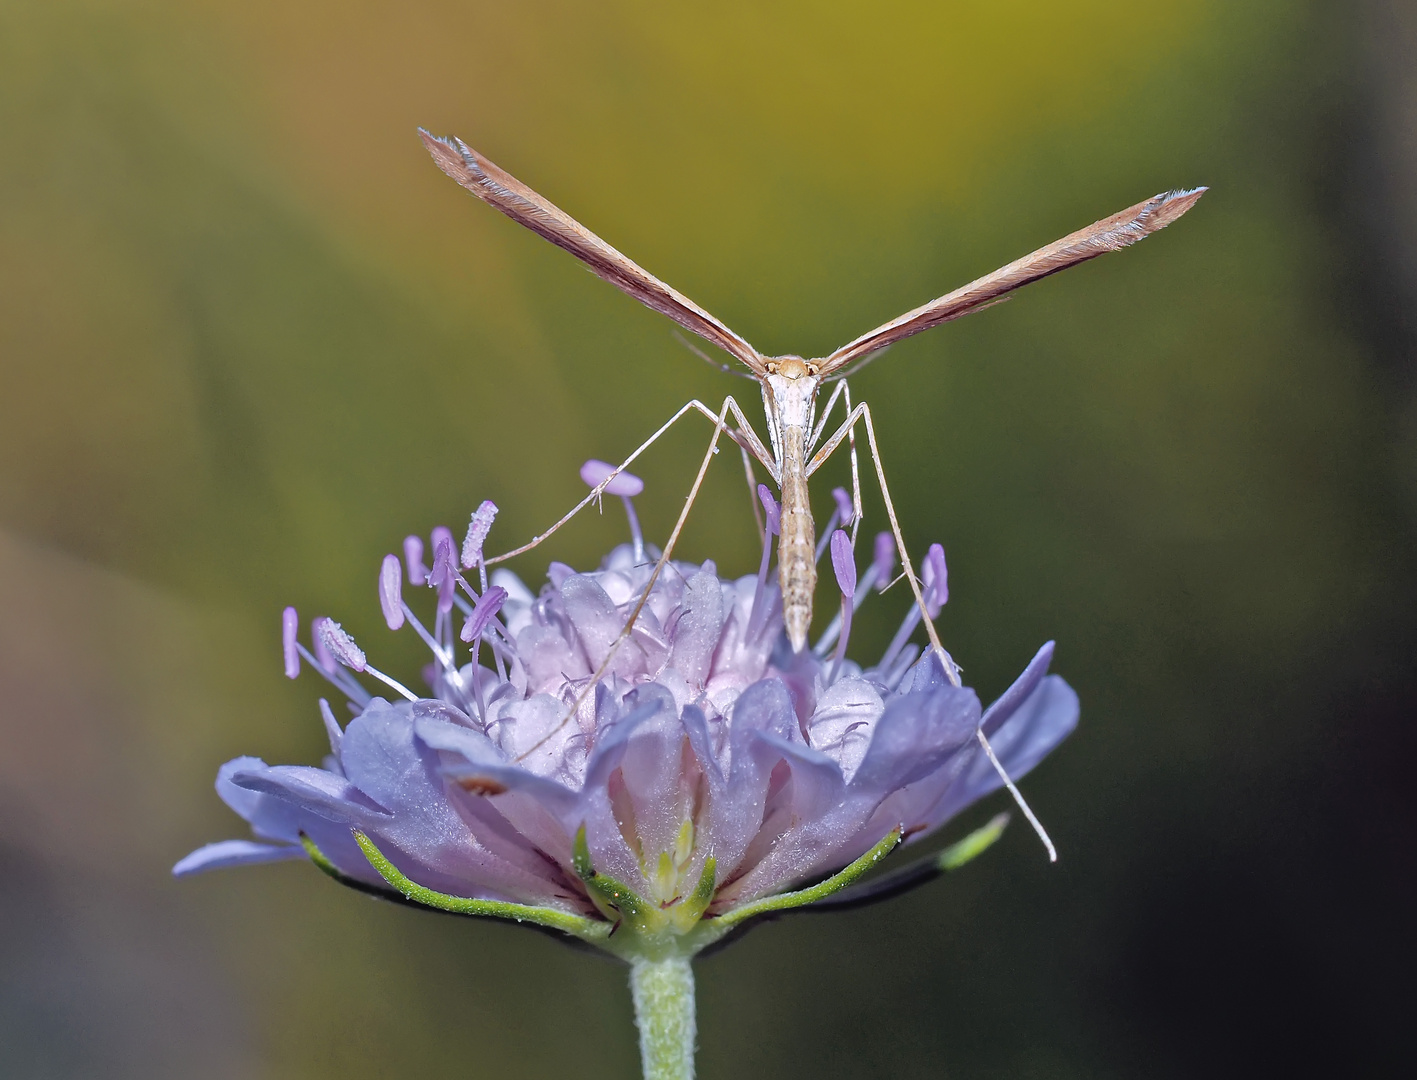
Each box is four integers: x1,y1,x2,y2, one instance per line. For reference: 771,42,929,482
414,712,579,819
980,641,1056,738
850,683,980,795
560,575,625,670
667,569,725,687
172,839,304,876
333,700,580,904
926,673,1079,828
806,676,884,783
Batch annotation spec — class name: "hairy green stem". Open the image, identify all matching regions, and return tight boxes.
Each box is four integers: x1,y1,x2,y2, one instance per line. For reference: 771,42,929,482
629,955,696,1080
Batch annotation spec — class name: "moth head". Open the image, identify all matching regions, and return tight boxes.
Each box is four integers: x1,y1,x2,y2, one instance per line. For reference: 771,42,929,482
764,355,819,380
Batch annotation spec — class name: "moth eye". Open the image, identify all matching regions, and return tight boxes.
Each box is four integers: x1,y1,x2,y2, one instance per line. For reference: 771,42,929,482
806,363,819,376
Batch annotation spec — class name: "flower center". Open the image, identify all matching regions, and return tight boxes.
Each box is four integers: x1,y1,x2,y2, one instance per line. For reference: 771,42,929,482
648,819,697,906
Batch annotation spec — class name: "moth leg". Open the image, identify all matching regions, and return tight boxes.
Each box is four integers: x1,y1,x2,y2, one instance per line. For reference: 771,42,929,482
487,396,771,566
821,404,1059,859
807,401,947,665
516,395,739,761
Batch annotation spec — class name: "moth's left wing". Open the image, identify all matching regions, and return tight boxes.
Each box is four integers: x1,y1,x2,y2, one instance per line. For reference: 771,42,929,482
817,187,1206,376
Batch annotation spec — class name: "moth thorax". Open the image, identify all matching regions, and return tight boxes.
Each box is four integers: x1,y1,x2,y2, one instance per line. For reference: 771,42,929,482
763,357,821,432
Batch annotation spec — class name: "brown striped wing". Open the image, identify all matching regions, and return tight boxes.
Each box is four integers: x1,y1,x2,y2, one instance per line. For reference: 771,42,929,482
817,187,1207,376
420,129,766,376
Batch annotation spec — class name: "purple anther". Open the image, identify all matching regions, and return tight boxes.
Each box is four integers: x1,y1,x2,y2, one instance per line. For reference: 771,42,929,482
431,536,457,614
311,617,337,673
403,535,427,586
830,530,857,600
460,585,508,643
923,542,949,617
757,484,781,536
428,537,451,586
315,617,366,672
832,487,855,527
281,606,300,679
873,532,895,590
379,554,405,630
431,525,453,556
462,500,499,569
580,459,644,497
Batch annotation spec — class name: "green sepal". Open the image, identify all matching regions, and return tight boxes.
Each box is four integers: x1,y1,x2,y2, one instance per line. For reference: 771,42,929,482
300,832,344,880
790,812,1013,915
671,856,717,931
572,822,597,881
697,826,903,940
936,812,1010,870
572,824,655,930
350,830,609,942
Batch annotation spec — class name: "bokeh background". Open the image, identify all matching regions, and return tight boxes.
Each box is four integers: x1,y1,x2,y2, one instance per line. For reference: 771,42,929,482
3,1,1415,1076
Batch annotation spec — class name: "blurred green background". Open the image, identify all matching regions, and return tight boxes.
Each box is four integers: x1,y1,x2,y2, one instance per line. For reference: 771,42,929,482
3,0,1415,1076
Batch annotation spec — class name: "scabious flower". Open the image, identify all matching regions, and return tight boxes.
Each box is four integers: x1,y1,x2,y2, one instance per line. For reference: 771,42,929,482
176,464,1078,1079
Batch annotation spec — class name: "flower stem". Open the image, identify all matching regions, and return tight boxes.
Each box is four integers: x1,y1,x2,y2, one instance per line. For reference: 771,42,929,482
629,955,696,1080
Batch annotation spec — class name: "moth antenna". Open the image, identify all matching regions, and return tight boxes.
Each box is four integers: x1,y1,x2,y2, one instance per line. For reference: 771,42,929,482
673,330,755,379
823,297,1012,382
823,343,893,383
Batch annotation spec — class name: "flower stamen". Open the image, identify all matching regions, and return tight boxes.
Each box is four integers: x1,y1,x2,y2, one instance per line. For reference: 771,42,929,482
879,541,949,672
315,616,417,703
379,554,405,630
812,486,855,563
747,484,780,640
281,606,300,679
828,529,856,683
581,460,647,564
814,530,895,656
403,534,428,586
461,500,500,592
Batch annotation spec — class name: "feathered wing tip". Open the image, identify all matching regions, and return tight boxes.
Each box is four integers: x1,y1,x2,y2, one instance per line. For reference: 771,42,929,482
417,128,542,212
1151,185,1209,220
418,127,474,186
1121,185,1208,242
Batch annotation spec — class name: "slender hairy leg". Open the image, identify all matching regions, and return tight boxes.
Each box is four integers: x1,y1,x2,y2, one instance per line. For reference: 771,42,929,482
741,443,765,539
810,379,850,447
487,396,774,567
809,380,865,542
806,401,944,660
516,395,739,761
816,402,1058,860
842,383,863,542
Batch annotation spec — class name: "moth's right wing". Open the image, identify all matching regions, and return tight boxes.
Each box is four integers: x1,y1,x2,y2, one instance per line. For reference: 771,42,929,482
420,130,765,376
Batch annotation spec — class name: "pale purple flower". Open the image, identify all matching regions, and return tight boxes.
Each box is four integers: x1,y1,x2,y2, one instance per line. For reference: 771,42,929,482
178,496,1077,940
